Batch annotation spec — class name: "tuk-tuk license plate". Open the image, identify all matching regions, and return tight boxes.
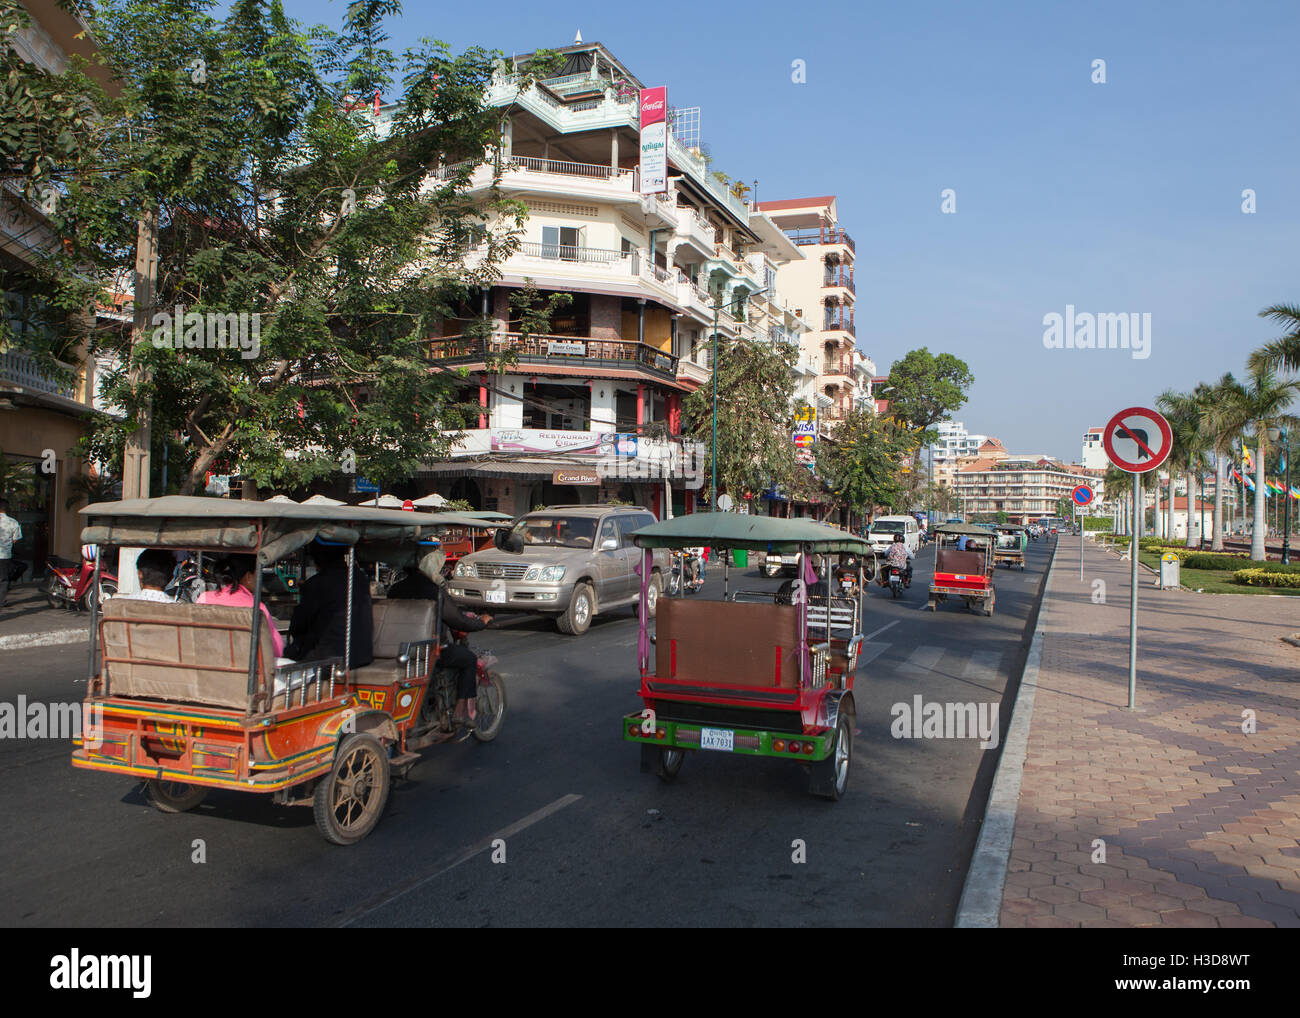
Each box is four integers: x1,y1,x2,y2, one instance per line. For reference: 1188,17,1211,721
486,590,507,603
700,728,734,752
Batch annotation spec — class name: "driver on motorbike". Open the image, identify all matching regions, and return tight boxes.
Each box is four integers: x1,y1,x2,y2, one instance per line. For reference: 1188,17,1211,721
392,546,492,732
886,532,914,584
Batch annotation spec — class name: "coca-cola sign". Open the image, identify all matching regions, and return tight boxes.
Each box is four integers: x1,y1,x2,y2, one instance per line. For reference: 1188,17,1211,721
639,86,667,195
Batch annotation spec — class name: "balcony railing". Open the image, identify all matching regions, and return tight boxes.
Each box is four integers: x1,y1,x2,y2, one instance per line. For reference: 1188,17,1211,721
508,155,633,180
822,311,855,335
517,241,625,264
785,226,855,252
428,333,677,379
823,269,856,294
0,350,78,400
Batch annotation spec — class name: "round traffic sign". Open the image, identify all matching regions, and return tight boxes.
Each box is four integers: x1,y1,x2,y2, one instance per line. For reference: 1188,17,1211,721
1102,406,1173,473
1072,485,1094,506
716,493,734,512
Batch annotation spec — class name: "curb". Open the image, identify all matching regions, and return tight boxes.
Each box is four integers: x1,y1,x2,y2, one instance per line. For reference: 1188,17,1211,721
953,539,1057,928
0,628,89,651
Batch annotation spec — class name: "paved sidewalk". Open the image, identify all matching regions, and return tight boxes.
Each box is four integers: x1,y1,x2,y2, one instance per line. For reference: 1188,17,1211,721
0,585,88,649
998,540,1300,928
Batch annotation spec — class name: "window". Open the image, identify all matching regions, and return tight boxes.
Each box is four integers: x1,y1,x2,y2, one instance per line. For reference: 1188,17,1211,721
542,225,581,260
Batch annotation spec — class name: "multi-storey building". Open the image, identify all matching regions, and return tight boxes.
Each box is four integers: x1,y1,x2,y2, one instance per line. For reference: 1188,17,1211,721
1,0,115,574
1081,427,1108,470
752,196,874,433
413,42,811,518
954,455,1092,523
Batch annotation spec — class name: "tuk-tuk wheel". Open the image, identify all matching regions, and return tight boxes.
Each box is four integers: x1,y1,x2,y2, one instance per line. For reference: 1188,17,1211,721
471,671,507,743
146,779,207,814
313,733,391,846
810,710,852,801
656,747,685,783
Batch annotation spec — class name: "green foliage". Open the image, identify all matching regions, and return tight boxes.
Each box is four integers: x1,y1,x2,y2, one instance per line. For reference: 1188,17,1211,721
1082,517,1112,531
682,336,800,504
1234,567,1300,587
10,0,559,496
883,348,974,432
1180,552,1252,570
815,407,913,515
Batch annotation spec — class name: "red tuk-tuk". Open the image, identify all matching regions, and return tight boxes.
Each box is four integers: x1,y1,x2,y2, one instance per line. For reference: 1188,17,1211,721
427,510,512,567
620,514,870,800
927,523,996,616
71,497,506,844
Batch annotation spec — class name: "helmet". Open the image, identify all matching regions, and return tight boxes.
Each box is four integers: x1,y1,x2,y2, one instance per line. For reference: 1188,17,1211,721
893,533,904,542
417,547,446,584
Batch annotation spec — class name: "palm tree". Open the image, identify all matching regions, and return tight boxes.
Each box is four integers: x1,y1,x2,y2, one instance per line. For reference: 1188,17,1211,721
1104,464,1133,534
1157,389,1210,547
1200,373,1249,551
1236,368,1300,560
1249,304,1300,375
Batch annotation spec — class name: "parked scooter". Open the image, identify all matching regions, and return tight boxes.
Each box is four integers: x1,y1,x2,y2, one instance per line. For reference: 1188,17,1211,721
668,549,704,596
46,544,117,611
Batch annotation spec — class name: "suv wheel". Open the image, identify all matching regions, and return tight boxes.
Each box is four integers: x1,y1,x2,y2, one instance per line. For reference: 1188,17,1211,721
557,581,594,636
646,572,662,618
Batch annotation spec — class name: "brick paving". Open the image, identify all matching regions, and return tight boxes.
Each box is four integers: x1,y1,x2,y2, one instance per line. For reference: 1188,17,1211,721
999,540,1300,928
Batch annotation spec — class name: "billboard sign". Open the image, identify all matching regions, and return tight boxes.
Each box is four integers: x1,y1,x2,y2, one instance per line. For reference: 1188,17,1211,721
793,406,816,448
639,87,668,194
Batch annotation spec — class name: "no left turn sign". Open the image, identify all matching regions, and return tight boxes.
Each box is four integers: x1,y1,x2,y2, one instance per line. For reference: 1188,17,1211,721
1103,406,1172,473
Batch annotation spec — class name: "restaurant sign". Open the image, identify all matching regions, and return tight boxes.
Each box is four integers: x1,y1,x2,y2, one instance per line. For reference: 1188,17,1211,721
553,469,600,486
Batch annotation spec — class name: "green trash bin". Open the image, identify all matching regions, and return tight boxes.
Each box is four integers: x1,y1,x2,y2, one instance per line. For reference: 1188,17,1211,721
733,549,748,568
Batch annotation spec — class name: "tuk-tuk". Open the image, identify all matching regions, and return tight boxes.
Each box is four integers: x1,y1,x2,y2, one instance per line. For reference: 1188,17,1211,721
927,523,996,616
70,497,507,845
620,514,870,801
426,510,512,568
993,524,1028,570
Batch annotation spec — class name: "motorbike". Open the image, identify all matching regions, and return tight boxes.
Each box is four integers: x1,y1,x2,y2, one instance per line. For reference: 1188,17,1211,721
668,549,704,596
888,564,905,598
46,545,117,611
833,558,861,597
419,631,507,742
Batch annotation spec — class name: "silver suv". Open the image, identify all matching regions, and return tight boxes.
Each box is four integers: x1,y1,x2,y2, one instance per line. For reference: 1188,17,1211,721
447,505,670,636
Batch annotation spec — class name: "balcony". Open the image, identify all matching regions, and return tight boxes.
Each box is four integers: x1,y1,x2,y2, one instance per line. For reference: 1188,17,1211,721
676,359,710,386
785,226,855,252
675,205,716,258
0,350,79,401
428,333,678,382
518,241,625,265
823,268,856,294
822,309,855,336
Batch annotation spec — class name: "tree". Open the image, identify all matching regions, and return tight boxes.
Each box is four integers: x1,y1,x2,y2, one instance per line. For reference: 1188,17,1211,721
682,336,800,506
1200,373,1248,550
1232,368,1300,560
1248,303,1300,376
883,348,975,433
1157,388,1210,547
13,0,560,496
1104,464,1132,533
815,407,913,517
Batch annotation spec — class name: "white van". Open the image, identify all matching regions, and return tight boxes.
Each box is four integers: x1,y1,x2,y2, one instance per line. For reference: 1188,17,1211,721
868,515,920,556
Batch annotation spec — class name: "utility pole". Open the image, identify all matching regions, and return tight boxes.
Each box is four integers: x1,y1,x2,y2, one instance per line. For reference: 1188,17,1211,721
121,209,157,501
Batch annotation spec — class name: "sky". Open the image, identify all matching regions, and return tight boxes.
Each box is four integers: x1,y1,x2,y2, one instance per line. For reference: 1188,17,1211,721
271,0,1300,463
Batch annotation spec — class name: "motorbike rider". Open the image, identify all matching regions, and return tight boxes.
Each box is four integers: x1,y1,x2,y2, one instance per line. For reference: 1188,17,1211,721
390,545,491,732
886,532,914,585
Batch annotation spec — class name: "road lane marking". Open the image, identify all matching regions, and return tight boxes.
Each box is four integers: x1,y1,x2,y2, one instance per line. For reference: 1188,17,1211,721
961,650,1002,693
335,793,583,927
862,620,899,642
900,645,944,675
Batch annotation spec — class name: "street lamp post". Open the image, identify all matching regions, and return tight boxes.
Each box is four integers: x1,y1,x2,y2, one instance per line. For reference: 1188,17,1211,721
1267,426,1291,563
711,287,767,510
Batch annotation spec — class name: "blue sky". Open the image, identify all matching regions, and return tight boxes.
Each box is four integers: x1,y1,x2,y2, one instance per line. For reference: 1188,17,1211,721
274,0,1300,462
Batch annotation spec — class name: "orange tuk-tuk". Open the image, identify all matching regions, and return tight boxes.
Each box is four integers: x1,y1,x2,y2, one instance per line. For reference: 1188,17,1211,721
621,514,870,800
71,497,506,844
927,523,996,616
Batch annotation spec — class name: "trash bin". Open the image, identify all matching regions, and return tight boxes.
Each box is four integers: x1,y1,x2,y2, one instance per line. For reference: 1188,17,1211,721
1159,552,1180,589
733,549,748,568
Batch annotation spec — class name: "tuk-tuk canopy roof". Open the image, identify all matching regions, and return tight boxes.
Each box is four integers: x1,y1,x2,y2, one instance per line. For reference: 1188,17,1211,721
80,495,447,565
994,523,1029,532
632,512,870,554
933,522,999,538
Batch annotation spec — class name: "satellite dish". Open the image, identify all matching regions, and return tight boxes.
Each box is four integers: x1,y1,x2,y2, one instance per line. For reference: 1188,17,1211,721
717,494,734,512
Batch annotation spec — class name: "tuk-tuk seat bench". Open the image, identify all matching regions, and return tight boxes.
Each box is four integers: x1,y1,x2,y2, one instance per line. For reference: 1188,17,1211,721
100,599,278,710
352,599,438,685
654,597,800,689
935,549,987,576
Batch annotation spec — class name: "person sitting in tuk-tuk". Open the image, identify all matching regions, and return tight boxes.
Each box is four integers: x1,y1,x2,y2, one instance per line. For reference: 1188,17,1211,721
284,541,372,668
119,549,178,603
197,554,285,659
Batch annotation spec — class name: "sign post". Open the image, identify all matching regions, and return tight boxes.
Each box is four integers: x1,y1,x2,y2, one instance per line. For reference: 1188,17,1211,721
1072,484,1094,580
1102,407,1172,709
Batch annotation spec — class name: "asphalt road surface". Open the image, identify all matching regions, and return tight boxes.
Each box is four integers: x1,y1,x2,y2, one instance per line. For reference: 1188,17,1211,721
0,537,1056,927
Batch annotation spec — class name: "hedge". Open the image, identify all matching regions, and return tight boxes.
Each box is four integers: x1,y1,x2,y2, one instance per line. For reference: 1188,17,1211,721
1233,568,1300,588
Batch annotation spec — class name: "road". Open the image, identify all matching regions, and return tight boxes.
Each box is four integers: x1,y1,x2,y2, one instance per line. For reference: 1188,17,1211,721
0,537,1056,927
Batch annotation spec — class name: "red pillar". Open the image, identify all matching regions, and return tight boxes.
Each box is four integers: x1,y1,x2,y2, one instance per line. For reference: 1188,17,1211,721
478,379,488,429
636,384,645,431
667,393,681,435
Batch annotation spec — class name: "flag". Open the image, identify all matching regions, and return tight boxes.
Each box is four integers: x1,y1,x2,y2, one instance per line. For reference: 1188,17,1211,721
1244,474,1256,492
1243,443,1253,470
1232,467,1243,483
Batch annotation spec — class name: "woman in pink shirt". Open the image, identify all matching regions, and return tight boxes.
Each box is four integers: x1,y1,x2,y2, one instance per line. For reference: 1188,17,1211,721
197,554,285,658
